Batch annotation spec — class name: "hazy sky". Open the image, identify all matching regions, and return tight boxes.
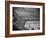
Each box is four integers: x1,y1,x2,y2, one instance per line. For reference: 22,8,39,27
13,7,40,20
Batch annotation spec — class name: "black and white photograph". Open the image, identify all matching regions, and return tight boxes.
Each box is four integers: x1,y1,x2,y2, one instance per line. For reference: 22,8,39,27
13,7,40,31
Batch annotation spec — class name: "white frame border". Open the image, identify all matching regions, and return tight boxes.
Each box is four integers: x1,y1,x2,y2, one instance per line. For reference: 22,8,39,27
10,4,43,34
